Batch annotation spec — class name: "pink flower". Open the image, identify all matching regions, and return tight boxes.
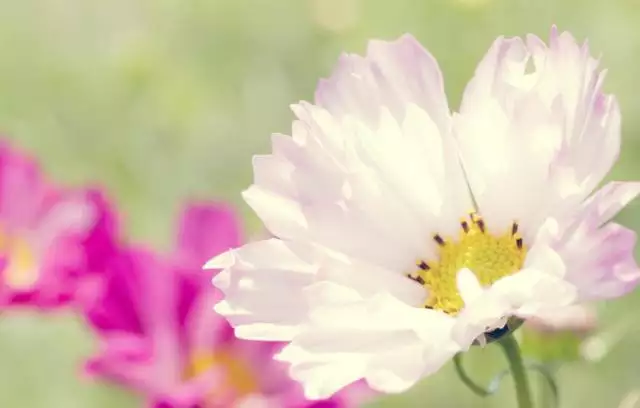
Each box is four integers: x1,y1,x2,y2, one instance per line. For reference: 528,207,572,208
83,202,363,407
0,142,117,308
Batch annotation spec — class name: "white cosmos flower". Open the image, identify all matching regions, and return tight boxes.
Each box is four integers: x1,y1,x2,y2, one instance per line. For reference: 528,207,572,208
205,27,640,399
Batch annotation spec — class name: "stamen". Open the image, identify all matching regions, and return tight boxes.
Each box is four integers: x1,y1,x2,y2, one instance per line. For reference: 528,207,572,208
469,212,485,233
516,237,523,249
417,261,430,271
460,220,469,233
433,234,446,246
476,219,485,233
511,222,518,235
407,274,425,285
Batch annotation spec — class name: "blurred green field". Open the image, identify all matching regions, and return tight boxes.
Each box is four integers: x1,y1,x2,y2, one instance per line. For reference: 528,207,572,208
1,0,640,407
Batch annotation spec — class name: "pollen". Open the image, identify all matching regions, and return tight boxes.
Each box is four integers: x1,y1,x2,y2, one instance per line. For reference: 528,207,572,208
0,232,38,289
407,212,527,315
185,349,259,402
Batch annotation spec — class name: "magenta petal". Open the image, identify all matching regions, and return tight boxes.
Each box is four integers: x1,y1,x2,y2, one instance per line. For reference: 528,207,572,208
152,367,227,408
300,401,344,408
85,333,154,391
83,248,155,334
80,188,120,272
175,202,242,268
173,201,243,330
0,141,48,226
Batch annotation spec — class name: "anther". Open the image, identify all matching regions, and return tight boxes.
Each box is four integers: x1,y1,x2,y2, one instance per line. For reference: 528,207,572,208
516,237,523,249
476,219,485,233
407,274,425,285
511,222,518,235
433,234,446,246
417,261,430,271
461,220,469,233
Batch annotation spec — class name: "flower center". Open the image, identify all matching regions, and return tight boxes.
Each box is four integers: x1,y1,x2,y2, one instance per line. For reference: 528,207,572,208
0,232,38,289
408,212,527,315
185,349,259,403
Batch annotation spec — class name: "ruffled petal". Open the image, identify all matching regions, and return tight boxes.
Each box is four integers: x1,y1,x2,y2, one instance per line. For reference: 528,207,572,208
315,34,450,131
529,180,640,301
543,220,640,301
276,282,458,398
208,239,317,341
580,181,640,226
246,105,471,270
455,27,619,240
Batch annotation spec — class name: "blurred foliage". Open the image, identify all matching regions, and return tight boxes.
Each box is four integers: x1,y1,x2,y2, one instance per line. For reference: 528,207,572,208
520,328,584,363
1,0,640,407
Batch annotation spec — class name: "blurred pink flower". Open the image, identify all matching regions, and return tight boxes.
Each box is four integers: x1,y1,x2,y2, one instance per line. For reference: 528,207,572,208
83,203,365,408
0,142,118,308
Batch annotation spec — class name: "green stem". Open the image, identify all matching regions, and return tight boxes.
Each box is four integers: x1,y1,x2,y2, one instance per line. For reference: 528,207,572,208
498,335,534,408
453,353,491,397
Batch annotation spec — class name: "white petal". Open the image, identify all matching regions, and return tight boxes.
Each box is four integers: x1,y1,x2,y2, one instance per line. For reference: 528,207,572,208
276,282,458,398
581,181,640,226
315,34,450,131
316,255,427,306
456,268,483,305
350,105,473,239
203,250,234,270
523,241,566,278
251,154,295,198
455,28,620,240
242,185,307,239
550,219,640,301
302,199,422,272
528,304,597,332
454,251,577,346
453,288,511,347
210,239,317,341
266,102,472,271
499,270,577,316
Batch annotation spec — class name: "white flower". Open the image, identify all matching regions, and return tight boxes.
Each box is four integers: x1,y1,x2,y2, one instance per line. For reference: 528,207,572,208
206,27,640,399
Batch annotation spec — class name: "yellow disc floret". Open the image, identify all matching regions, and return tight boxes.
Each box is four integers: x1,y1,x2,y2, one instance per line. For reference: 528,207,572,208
408,212,526,315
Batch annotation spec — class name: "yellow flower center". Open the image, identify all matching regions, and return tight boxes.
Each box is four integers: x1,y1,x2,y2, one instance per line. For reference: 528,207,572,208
185,349,259,403
0,231,38,289
408,212,527,315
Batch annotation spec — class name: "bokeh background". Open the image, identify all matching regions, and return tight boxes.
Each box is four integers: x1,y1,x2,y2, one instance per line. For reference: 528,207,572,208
1,0,639,407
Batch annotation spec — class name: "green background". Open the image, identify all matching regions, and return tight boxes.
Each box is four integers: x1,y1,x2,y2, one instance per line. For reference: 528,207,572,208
1,0,639,407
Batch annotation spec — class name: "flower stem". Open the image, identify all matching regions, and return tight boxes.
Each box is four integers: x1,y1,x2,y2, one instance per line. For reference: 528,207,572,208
497,335,533,408
453,353,491,397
